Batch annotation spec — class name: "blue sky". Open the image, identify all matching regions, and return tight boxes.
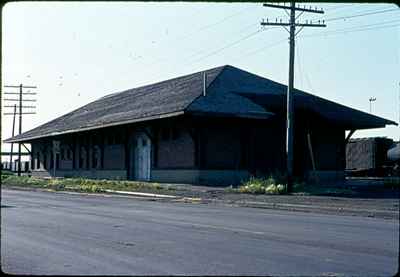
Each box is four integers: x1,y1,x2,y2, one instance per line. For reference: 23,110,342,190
2,2,399,160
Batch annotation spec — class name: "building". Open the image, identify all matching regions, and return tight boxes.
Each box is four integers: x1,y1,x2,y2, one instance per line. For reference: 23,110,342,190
4,65,397,185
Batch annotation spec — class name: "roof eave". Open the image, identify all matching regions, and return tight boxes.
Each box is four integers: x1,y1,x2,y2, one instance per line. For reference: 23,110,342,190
3,111,186,143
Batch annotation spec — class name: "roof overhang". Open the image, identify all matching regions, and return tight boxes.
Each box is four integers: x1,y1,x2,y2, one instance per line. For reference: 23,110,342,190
4,111,185,143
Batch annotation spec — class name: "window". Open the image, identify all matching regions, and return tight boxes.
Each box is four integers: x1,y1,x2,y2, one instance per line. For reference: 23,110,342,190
67,149,71,160
61,149,65,160
142,139,147,147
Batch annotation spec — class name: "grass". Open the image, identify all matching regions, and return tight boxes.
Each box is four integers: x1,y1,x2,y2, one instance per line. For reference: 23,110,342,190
237,176,287,195
1,175,173,194
235,174,359,197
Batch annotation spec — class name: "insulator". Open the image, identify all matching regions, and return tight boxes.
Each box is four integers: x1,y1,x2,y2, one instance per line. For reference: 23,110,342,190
276,18,277,23
280,19,282,23
322,20,325,24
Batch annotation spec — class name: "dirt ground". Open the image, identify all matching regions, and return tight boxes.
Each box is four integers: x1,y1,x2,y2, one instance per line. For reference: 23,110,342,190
102,180,399,220
3,180,399,220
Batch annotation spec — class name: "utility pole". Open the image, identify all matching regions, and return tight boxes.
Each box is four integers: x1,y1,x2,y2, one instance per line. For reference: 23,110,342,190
3,84,37,176
261,2,326,192
369,97,376,113
9,104,17,170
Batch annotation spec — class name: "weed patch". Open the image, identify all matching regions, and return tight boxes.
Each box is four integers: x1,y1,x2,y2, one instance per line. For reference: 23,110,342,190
238,176,286,195
2,175,168,194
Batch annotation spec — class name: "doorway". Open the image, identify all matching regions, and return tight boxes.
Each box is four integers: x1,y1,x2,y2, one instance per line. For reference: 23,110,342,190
132,132,151,181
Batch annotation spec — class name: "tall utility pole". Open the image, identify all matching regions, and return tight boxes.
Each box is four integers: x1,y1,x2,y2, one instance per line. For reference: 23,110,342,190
261,2,326,192
3,84,37,176
9,104,17,170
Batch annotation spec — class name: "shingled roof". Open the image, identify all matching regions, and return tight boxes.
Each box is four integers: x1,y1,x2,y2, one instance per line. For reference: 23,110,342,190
5,65,397,143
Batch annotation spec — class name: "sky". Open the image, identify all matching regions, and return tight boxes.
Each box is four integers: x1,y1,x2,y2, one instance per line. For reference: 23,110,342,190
1,1,399,162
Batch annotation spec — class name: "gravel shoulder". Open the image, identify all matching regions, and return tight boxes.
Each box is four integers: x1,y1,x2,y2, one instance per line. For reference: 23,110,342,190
3,183,399,220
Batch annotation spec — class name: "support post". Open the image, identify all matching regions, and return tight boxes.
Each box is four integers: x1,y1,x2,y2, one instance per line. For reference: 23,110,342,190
18,84,22,175
286,2,295,191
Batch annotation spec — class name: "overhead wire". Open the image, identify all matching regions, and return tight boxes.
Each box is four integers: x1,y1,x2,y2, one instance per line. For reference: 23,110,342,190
119,5,259,80
300,19,400,39
184,28,265,66
324,7,399,22
232,36,287,62
295,41,305,91
174,5,257,41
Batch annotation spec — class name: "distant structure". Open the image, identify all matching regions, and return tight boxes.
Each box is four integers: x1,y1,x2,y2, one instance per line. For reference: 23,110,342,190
346,137,397,177
4,65,397,185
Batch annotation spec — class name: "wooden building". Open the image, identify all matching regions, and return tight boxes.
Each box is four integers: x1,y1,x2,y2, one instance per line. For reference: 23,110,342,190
4,65,397,185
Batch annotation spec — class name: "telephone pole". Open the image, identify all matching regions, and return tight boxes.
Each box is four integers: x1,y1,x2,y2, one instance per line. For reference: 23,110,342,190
261,2,326,192
3,84,37,176
9,104,17,171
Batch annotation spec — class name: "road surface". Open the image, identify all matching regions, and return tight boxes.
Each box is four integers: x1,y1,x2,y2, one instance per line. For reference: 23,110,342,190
1,189,398,276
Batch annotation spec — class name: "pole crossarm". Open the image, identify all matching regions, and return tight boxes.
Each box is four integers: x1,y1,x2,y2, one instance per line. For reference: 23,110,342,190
261,22,326,27
4,92,37,95
4,112,36,115
263,3,324,14
4,85,37,88
4,105,36,108
3,99,37,102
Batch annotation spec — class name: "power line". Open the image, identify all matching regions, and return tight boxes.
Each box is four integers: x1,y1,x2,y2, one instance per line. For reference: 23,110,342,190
185,29,264,66
174,5,256,41
300,19,400,38
142,5,256,63
324,7,399,22
118,10,260,82
324,4,355,12
233,37,287,62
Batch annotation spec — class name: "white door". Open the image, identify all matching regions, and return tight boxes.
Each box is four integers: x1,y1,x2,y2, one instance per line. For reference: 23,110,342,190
133,133,151,181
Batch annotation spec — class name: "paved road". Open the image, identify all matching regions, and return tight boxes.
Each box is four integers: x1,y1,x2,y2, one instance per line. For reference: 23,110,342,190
1,189,398,276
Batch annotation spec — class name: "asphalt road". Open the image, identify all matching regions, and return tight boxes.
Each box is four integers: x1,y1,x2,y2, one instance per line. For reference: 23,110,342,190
1,189,398,276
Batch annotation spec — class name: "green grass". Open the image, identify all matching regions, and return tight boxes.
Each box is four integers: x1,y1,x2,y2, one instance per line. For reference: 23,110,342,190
237,176,287,195
1,175,172,194
235,175,359,197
